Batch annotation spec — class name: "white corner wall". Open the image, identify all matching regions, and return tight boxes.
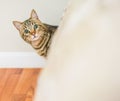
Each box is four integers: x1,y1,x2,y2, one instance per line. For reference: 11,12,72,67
0,0,69,67
0,0,69,52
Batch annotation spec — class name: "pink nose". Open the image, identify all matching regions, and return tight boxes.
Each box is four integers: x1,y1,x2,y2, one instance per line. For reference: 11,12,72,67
31,31,35,35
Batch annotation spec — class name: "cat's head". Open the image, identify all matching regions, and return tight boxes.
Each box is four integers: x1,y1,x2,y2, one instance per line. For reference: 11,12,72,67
13,9,47,44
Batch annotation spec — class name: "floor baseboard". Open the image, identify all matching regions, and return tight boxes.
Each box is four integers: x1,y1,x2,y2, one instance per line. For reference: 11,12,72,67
0,52,46,68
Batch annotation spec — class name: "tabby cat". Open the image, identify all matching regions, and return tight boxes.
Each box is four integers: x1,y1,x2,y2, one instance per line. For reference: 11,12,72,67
13,9,58,57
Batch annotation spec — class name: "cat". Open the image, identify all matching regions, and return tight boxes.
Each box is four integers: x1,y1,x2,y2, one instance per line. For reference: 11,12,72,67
13,9,58,57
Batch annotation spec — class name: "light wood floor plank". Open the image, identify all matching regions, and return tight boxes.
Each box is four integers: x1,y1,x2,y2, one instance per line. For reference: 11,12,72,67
0,68,41,101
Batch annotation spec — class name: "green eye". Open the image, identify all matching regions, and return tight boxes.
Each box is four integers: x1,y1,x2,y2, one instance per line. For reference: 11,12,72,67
24,29,29,34
34,24,38,29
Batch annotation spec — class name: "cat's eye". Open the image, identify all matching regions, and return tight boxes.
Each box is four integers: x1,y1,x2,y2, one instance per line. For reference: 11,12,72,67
24,29,29,34
34,24,38,29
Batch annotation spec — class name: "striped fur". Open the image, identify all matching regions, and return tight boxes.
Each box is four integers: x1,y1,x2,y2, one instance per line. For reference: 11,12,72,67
13,9,58,57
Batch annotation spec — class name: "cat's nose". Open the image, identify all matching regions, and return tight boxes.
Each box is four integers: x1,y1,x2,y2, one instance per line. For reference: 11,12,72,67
31,31,35,35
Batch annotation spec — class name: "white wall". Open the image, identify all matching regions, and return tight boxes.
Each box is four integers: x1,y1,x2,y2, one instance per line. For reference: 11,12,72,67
0,0,69,52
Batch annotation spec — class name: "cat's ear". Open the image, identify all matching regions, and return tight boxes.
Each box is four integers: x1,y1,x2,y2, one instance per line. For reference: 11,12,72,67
13,21,22,31
31,9,39,19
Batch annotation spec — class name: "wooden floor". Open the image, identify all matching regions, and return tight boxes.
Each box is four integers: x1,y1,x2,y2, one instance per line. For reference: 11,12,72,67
0,68,41,101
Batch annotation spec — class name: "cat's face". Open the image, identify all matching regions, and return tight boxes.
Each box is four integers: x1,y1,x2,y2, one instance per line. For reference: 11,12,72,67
13,10,47,43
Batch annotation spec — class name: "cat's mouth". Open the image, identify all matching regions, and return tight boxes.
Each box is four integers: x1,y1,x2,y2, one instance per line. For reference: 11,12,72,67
31,34,40,41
